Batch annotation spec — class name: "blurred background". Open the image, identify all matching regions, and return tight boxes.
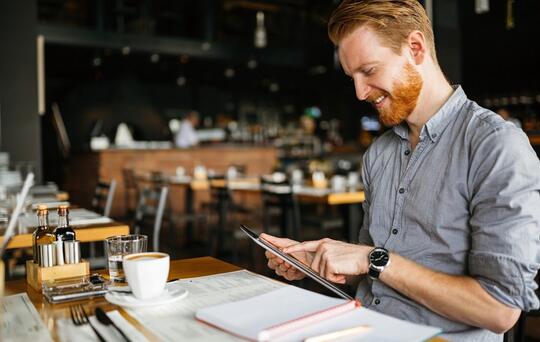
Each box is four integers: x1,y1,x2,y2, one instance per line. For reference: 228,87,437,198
1,0,538,187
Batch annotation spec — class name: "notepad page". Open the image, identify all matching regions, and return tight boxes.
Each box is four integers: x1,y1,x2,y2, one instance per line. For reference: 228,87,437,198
196,285,349,341
276,307,442,342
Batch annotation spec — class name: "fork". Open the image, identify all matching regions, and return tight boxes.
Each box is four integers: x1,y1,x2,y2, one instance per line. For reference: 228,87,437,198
69,304,106,342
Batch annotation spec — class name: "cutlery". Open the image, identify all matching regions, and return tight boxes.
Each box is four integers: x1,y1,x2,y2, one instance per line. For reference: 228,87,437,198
69,304,106,342
95,307,132,342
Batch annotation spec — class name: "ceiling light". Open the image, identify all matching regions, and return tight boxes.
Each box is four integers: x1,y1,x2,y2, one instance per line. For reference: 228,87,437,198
254,11,267,48
176,76,186,86
224,68,235,78
247,59,258,69
475,0,489,14
150,54,160,63
201,42,211,51
92,57,102,67
121,46,131,55
269,82,279,92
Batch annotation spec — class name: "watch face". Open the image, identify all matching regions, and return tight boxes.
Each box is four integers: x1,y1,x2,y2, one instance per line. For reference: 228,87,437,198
370,249,389,267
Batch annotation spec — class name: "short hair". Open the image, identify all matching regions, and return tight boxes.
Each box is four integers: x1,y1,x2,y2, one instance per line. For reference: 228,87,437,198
328,0,437,62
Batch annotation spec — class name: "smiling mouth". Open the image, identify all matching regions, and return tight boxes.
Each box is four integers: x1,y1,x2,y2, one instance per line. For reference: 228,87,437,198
371,95,387,108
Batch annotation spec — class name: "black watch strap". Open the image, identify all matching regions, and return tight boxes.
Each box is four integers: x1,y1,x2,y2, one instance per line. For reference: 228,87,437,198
368,266,380,279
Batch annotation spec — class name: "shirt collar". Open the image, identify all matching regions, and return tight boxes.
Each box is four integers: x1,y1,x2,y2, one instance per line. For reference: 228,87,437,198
391,85,467,142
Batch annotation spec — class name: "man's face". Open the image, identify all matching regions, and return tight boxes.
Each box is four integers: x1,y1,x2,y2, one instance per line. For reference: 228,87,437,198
338,26,423,126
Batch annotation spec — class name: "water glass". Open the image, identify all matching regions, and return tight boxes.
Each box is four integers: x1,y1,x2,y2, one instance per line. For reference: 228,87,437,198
105,234,147,282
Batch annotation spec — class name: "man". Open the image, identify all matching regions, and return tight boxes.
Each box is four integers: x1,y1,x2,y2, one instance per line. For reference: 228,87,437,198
174,110,199,148
263,1,540,341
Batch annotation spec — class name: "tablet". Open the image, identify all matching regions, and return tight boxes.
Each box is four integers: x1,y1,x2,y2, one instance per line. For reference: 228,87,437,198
239,225,354,300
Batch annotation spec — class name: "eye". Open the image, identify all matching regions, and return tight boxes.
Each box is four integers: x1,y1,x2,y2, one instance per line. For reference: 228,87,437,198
364,67,375,76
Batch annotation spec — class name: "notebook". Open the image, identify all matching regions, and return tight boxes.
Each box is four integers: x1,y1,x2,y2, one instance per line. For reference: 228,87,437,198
195,285,441,342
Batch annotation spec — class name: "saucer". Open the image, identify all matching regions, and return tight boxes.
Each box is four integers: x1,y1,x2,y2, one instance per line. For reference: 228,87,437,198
105,281,188,308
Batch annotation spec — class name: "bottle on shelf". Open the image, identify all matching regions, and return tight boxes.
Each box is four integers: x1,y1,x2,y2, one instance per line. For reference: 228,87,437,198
32,205,56,264
54,205,76,242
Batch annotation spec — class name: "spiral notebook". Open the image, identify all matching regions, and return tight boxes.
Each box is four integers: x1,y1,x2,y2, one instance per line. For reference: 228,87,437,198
195,285,441,342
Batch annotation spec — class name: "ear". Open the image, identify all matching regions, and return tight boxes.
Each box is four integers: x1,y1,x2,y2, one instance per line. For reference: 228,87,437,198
407,30,427,65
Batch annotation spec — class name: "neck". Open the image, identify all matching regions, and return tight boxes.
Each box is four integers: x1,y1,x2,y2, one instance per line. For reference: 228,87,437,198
406,65,454,139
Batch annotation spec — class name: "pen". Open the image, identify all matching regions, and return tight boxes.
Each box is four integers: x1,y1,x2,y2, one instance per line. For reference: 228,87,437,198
304,325,371,342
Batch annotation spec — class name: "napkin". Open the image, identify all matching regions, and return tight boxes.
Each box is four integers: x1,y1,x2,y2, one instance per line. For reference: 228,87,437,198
57,310,149,342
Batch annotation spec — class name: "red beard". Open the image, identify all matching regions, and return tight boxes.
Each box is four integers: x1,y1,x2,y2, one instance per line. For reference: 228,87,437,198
368,63,423,127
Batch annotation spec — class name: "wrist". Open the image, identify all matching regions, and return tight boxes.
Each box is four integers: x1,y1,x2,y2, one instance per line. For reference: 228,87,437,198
368,247,391,280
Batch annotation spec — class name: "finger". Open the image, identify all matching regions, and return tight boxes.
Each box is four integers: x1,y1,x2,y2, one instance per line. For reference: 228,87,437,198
334,275,346,284
311,246,324,272
320,255,327,279
286,267,301,280
260,234,298,248
282,240,323,254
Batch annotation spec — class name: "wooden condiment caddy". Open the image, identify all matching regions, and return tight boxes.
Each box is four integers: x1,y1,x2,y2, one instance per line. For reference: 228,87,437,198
26,260,89,292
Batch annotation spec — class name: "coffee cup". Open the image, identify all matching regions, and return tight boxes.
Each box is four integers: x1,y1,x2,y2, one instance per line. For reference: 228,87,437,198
123,252,170,300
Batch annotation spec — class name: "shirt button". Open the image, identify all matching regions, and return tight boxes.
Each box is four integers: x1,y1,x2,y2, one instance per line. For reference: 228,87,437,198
404,150,410,156
374,298,381,305
392,228,398,235
432,133,438,138
398,188,405,194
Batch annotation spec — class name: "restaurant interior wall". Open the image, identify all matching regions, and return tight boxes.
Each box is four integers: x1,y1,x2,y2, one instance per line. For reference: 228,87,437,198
460,0,540,125
0,1,43,182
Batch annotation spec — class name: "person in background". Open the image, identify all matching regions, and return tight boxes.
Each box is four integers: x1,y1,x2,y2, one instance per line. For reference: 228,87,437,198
262,1,540,341
174,110,199,148
496,107,522,128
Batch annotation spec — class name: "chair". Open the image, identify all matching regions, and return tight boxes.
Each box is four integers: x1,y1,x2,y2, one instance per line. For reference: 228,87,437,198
133,185,169,252
260,174,301,240
91,179,117,217
122,168,139,218
86,179,116,266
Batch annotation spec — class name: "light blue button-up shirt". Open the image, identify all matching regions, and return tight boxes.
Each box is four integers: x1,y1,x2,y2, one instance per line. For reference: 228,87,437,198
357,86,540,341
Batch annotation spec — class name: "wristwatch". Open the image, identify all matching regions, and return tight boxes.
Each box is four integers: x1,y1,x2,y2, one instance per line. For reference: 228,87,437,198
368,247,390,280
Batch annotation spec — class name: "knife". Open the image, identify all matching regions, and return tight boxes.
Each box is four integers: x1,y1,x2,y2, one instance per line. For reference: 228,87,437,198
95,307,132,342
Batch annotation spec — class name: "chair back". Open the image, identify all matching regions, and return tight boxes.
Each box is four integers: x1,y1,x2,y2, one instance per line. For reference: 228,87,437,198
91,179,117,217
134,185,169,252
260,174,301,239
122,168,139,215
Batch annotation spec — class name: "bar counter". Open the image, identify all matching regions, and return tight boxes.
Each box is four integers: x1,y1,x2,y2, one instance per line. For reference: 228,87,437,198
64,145,278,217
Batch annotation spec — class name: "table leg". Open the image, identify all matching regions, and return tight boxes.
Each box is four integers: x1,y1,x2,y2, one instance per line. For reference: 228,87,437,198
185,187,195,243
342,203,362,243
216,189,229,255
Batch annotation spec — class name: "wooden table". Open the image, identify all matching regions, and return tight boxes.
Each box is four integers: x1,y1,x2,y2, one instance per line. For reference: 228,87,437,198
4,256,240,341
208,178,365,243
0,221,130,249
3,256,447,342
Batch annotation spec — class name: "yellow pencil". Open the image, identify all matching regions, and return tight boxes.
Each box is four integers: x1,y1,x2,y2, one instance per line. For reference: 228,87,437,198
304,325,371,342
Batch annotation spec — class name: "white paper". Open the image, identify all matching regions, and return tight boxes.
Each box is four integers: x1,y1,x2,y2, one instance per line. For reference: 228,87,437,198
277,307,441,342
196,286,349,341
18,208,112,230
126,270,283,342
195,286,441,342
0,293,53,342
57,310,149,342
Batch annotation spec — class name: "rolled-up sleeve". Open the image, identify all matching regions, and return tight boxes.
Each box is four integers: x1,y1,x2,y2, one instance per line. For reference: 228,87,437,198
468,124,540,311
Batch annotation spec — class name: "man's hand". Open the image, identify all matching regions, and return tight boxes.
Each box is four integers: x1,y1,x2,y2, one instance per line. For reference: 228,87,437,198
261,233,312,281
283,239,372,284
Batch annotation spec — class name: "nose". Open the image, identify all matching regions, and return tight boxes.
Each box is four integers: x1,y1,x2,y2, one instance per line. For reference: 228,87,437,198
353,77,371,101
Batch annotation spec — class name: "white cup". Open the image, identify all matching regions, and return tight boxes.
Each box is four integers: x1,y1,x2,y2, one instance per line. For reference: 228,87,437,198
123,252,170,300
331,175,347,192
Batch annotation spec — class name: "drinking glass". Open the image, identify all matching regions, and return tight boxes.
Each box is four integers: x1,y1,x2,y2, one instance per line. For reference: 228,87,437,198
105,234,147,282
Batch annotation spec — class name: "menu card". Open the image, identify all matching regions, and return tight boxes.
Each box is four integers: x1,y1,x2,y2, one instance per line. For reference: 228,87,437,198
0,293,53,342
